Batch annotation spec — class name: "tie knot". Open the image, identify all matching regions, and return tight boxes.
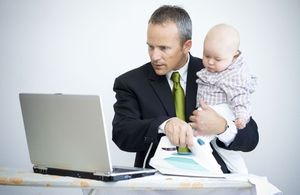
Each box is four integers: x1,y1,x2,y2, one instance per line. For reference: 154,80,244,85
171,72,180,83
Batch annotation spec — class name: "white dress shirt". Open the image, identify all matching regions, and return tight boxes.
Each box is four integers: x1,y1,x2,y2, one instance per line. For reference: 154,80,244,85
158,55,236,146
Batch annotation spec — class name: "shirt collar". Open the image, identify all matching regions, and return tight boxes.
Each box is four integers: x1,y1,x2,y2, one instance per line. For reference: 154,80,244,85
166,54,190,83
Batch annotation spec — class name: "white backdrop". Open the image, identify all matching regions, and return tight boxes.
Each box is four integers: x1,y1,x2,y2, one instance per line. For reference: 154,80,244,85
0,0,299,194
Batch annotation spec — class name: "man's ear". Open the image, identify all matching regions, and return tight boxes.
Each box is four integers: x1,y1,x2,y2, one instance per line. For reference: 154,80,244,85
183,40,192,54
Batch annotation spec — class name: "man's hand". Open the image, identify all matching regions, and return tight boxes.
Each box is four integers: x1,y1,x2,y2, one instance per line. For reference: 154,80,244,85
189,99,227,136
164,117,194,147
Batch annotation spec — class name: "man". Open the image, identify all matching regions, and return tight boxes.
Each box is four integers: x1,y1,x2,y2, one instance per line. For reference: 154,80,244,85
112,5,258,173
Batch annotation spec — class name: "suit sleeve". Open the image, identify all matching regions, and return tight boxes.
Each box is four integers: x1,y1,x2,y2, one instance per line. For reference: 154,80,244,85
112,76,169,152
216,117,259,152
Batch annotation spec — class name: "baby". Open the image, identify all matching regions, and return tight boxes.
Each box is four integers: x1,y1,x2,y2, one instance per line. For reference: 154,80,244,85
193,24,257,174
197,23,257,129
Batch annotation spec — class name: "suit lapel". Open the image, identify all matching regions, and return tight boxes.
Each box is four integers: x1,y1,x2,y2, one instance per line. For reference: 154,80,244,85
185,56,201,121
147,66,175,117
146,55,202,121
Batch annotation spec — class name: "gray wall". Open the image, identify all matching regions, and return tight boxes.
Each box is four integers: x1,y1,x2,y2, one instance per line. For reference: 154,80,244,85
0,0,299,194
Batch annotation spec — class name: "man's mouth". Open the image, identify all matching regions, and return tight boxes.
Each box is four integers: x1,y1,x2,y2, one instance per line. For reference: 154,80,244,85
153,63,164,68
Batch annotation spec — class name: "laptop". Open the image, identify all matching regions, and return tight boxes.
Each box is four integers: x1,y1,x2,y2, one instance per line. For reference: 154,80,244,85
19,93,156,181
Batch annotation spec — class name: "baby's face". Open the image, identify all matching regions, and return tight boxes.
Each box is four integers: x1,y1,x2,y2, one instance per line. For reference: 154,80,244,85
202,24,240,73
202,42,237,73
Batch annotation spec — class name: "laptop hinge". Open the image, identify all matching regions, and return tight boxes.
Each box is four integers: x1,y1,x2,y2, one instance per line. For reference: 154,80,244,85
33,165,48,174
93,171,111,176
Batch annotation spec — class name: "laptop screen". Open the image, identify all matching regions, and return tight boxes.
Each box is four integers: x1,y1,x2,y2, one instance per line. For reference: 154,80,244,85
20,93,113,174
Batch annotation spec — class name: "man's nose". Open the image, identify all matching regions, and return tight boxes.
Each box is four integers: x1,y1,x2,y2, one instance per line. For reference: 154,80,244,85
150,48,161,61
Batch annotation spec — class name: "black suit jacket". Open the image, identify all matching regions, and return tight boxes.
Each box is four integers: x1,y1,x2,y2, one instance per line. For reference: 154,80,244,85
112,54,259,173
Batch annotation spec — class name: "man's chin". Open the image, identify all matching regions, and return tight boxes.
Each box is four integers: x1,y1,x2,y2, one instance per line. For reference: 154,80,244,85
154,69,168,76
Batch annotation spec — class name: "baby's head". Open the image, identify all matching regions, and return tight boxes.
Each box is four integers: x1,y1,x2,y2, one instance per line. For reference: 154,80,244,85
203,24,240,72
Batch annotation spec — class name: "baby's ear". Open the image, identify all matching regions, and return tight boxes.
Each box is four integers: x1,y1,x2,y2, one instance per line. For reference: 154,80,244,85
234,50,241,58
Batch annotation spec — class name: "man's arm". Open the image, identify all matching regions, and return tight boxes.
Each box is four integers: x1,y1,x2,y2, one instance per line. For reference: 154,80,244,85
112,76,169,152
216,117,258,152
189,100,259,152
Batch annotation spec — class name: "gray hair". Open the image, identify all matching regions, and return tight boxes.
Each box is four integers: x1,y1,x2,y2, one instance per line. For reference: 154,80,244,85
149,5,192,45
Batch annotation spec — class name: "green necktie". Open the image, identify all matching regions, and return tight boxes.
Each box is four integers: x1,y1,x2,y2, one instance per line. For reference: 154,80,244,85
171,72,191,154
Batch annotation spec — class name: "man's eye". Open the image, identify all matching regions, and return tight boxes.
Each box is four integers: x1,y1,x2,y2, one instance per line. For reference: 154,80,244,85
160,46,168,51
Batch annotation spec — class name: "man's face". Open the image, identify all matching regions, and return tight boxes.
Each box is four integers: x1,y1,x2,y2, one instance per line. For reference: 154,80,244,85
147,22,191,76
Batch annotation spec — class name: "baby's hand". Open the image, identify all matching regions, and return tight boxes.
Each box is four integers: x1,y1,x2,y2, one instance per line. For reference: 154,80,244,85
235,118,246,129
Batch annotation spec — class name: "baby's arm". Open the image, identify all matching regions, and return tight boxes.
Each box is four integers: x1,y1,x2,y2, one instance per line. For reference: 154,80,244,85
221,71,255,129
235,117,247,129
